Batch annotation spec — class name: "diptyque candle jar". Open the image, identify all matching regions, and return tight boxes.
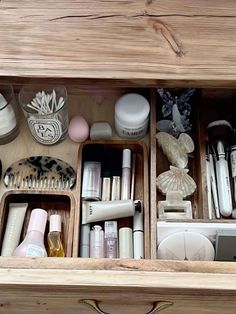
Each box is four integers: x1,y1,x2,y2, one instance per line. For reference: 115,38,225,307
19,85,69,145
0,84,19,145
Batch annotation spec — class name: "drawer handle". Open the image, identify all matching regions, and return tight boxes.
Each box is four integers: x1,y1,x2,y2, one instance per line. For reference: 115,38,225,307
80,299,173,314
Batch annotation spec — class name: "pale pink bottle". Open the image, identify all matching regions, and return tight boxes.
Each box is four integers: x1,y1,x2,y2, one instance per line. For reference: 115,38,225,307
13,208,48,257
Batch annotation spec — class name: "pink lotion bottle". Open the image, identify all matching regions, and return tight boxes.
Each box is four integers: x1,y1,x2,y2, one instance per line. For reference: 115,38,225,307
13,208,48,257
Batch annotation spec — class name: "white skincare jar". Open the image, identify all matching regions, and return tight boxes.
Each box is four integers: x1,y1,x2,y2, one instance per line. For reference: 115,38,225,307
114,93,150,139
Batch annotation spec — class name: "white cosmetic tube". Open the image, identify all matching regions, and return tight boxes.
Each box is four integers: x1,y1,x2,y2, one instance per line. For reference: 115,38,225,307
133,206,144,259
82,200,140,224
119,227,133,259
80,222,90,258
1,203,28,256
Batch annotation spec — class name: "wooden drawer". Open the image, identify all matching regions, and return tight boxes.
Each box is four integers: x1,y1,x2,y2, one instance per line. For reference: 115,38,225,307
1,85,236,314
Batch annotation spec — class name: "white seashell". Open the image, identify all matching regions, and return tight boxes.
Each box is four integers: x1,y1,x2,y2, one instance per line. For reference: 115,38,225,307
178,133,195,154
156,132,188,168
156,166,196,198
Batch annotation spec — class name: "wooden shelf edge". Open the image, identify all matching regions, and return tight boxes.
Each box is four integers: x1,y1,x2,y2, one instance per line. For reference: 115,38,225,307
0,257,236,274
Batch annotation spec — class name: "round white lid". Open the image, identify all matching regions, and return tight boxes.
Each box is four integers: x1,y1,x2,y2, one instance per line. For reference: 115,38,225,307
157,231,215,261
49,214,62,232
115,93,150,126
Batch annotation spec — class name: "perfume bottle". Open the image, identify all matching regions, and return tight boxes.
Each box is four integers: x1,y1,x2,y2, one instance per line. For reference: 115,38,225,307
47,214,65,257
13,208,48,257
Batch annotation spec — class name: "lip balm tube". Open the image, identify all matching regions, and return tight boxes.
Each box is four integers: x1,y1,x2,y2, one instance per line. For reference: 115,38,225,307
81,161,101,200
90,225,104,258
82,200,141,224
1,203,28,256
121,149,131,200
119,227,133,259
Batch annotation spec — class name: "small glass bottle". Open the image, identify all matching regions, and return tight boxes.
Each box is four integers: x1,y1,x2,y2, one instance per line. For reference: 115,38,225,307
104,221,118,258
13,208,48,257
47,214,65,257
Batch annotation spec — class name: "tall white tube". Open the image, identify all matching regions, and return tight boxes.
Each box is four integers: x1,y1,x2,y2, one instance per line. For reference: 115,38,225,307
1,203,28,256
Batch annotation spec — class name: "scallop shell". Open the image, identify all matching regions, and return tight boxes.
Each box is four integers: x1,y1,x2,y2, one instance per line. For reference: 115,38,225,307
178,133,194,153
156,132,188,168
156,166,197,198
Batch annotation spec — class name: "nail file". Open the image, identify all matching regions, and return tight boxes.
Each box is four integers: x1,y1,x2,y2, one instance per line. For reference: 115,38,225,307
157,231,215,261
3,156,76,190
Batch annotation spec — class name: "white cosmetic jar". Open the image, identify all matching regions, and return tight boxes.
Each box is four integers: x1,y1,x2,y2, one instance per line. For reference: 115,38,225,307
114,93,150,139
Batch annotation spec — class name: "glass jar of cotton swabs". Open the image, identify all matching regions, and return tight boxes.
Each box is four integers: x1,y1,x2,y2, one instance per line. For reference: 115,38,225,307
19,85,68,145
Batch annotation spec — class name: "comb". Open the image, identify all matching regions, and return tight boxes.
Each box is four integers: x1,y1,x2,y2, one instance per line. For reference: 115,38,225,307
3,156,76,190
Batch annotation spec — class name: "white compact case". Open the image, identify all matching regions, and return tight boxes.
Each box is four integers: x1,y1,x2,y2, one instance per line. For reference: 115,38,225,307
157,231,215,261
114,93,150,139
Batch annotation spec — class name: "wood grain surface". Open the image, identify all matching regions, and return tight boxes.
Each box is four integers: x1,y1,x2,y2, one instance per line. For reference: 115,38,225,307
1,1,236,85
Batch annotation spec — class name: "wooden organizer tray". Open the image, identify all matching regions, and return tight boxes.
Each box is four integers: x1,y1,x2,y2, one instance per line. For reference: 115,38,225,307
73,140,150,258
0,190,75,257
150,89,236,259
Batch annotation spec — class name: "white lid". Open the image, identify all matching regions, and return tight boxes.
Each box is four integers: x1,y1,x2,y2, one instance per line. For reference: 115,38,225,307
27,208,47,234
49,214,61,232
122,149,131,168
115,93,150,127
0,93,8,110
104,221,118,238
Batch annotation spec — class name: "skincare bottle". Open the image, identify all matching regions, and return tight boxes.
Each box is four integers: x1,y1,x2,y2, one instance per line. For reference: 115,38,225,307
13,208,48,257
104,221,118,258
81,161,101,200
47,214,65,257
90,225,104,258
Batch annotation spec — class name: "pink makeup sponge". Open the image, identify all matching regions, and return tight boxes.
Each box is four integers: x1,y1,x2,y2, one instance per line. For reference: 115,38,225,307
68,115,89,143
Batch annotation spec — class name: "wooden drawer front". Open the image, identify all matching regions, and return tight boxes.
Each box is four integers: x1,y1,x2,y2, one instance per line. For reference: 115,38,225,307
2,291,236,314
